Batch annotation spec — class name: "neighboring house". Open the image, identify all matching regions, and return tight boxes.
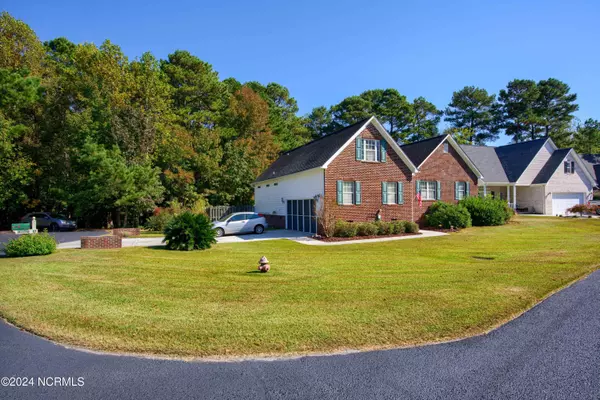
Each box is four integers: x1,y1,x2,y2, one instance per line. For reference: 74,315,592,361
462,139,596,215
254,116,483,232
581,154,600,189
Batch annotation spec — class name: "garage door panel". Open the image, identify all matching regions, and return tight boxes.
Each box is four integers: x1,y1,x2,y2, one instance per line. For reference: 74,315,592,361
552,193,584,216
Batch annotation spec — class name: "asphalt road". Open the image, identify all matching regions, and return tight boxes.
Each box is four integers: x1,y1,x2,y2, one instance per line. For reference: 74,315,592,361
1,270,598,400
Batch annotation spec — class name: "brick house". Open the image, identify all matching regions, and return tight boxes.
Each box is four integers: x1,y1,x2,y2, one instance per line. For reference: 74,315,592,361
254,116,483,233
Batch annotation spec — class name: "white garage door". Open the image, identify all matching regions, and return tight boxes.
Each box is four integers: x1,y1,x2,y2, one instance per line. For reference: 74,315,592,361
552,193,584,216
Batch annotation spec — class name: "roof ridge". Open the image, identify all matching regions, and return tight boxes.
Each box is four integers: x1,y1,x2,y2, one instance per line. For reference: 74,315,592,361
496,137,547,149
400,134,447,148
279,117,371,156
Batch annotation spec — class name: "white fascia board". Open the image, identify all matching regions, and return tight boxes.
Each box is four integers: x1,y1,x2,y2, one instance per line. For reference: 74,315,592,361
254,167,324,185
322,116,418,173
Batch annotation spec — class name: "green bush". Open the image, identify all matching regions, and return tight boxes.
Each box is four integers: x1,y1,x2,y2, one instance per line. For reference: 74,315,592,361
163,212,217,251
333,220,358,237
374,221,392,235
459,196,513,226
4,232,57,257
390,221,406,234
426,201,472,229
404,221,419,233
356,222,379,236
145,212,174,232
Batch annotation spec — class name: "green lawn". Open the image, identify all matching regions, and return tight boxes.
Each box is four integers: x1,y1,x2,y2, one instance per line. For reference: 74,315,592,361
0,216,598,358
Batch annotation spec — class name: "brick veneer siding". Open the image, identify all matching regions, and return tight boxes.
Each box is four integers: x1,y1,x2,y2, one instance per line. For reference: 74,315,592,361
325,124,415,222
81,235,122,249
413,143,479,224
111,228,141,237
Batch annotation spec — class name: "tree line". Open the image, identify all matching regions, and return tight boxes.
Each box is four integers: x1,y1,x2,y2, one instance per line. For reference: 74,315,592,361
1,12,599,227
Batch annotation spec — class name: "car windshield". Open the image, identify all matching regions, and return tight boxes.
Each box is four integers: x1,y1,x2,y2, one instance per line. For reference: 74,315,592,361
217,213,235,222
49,213,68,219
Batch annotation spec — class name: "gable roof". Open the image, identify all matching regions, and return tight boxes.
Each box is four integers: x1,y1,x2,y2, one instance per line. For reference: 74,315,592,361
255,117,417,183
531,148,571,184
460,145,509,183
494,138,548,182
581,154,600,186
400,135,446,168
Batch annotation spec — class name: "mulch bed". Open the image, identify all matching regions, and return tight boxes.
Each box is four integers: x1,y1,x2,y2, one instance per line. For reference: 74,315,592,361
314,232,421,242
425,227,459,233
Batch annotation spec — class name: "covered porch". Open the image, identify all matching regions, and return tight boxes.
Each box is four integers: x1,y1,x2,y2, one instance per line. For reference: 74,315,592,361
480,184,545,214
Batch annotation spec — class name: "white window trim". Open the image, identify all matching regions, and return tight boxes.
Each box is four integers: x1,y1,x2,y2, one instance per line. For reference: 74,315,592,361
456,181,466,200
387,182,397,204
421,181,437,201
342,181,355,205
362,139,380,162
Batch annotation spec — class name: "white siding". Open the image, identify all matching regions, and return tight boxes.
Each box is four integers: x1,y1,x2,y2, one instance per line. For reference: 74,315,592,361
517,141,554,185
515,185,545,213
254,169,325,216
544,154,593,215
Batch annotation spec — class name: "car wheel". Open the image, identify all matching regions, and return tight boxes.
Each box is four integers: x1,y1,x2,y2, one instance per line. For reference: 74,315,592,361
215,228,225,237
50,223,59,232
254,224,265,234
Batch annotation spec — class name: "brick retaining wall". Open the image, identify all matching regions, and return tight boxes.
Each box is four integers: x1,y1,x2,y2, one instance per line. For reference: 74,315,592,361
81,235,122,249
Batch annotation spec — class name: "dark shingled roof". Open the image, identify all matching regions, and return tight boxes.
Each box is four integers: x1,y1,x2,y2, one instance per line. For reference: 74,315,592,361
460,145,509,183
494,138,548,182
255,119,370,183
400,135,447,167
532,148,571,184
581,154,600,186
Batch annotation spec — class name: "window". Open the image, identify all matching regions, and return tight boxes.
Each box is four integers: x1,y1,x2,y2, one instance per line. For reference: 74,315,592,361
228,214,246,222
266,184,270,187
443,142,449,153
343,181,355,205
274,183,278,186
387,182,397,204
420,181,437,200
455,182,466,200
364,139,379,161
564,161,575,174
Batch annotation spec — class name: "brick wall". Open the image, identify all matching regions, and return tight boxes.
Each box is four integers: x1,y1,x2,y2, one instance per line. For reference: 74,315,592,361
325,124,415,222
81,235,122,249
111,228,141,237
413,143,479,224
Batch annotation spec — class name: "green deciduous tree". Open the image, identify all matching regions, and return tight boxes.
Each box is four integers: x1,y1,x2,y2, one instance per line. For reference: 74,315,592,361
573,119,600,154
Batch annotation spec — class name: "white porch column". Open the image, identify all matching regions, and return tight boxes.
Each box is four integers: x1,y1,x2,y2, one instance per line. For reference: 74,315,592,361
512,185,517,209
483,184,487,196
506,185,510,203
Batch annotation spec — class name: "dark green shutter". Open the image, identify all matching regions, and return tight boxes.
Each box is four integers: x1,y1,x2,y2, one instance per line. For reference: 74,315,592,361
454,182,459,200
354,181,361,205
380,141,387,162
465,181,470,197
382,182,388,204
397,182,404,204
436,181,441,200
356,137,363,161
336,180,343,204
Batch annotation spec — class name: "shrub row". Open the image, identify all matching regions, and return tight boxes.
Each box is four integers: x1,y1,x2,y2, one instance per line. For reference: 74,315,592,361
425,196,514,229
4,232,57,257
333,220,418,238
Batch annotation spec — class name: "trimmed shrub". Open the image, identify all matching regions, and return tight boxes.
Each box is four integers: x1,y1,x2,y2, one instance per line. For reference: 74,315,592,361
426,201,472,229
459,196,513,226
375,221,392,235
4,232,57,257
390,221,406,234
163,212,217,251
404,221,419,233
333,220,358,237
357,222,379,236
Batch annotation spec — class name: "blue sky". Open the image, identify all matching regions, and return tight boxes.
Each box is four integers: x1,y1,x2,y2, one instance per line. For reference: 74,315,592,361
5,0,600,145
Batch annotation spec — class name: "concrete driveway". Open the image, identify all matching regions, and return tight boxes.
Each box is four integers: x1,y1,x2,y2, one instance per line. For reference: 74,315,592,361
0,270,598,399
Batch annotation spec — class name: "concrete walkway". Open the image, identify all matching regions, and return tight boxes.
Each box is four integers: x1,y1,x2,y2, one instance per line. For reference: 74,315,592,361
53,229,447,250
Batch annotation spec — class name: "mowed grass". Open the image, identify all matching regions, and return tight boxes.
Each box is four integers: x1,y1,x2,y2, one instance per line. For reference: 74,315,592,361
0,217,598,358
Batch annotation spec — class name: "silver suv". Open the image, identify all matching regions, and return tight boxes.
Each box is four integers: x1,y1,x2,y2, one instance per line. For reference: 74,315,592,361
21,212,77,232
